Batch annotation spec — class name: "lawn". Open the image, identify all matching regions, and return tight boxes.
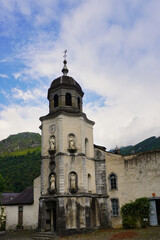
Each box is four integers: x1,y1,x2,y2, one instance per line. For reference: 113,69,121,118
1,227,160,240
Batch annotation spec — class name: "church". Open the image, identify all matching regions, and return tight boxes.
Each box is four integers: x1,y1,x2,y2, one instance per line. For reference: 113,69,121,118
38,57,111,235
1,57,160,235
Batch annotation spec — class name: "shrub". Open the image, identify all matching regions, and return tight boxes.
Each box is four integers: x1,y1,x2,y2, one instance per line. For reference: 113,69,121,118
0,207,6,231
121,197,150,229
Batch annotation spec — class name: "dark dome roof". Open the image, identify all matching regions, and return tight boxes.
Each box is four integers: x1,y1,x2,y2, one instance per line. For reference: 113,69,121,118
48,75,84,97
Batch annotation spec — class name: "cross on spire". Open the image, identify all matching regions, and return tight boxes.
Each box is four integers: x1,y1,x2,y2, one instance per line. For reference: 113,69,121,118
62,49,69,76
63,49,67,60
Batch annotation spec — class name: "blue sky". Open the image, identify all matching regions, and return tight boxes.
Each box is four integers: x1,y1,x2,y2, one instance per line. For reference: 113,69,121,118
0,0,160,149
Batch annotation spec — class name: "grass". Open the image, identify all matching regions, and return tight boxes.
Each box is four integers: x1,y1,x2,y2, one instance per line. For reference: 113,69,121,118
0,146,41,157
1,227,160,240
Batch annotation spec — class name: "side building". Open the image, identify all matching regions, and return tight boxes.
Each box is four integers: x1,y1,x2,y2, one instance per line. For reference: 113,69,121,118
105,150,160,227
1,176,40,230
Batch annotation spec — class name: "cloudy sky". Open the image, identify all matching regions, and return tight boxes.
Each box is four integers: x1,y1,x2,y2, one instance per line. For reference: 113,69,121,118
0,0,160,149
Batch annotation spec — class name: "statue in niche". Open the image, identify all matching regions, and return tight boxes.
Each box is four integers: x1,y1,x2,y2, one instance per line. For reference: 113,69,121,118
70,173,76,190
49,136,55,151
50,174,56,191
69,137,75,149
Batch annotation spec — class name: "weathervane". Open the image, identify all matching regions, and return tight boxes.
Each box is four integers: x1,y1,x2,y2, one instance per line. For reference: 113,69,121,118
62,49,68,76
63,49,67,60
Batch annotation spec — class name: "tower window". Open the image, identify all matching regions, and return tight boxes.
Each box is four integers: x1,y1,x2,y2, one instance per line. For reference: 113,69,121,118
88,174,92,192
85,138,89,155
65,93,72,106
77,97,80,110
109,173,118,190
111,198,119,216
54,94,58,108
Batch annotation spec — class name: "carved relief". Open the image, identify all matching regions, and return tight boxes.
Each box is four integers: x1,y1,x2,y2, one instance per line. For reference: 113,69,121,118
68,134,77,153
49,173,56,194
49,135,56,155
94,149,105,160
69,172,78,193
49,124,56,134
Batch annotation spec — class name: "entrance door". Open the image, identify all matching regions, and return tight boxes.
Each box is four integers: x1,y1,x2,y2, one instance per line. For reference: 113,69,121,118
53,201,57,231
150,200,158,226
91,198,96,228
46,209,51,231
156,199,160,225
18,206,23,226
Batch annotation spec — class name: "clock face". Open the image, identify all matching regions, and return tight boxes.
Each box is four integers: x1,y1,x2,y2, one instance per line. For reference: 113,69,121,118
49,124,55,133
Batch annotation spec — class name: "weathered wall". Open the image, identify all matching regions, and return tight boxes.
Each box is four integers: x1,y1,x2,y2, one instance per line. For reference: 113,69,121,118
124,151,160,200
105,150,160,228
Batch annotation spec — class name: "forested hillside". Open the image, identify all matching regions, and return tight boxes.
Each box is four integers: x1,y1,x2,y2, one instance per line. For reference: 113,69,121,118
0,133,41,192
120,136,160,155
0,132,41,155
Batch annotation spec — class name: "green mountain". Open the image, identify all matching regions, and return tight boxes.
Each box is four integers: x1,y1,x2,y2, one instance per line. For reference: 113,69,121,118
0,132,41,155
0,132,41,192
120,136,160,155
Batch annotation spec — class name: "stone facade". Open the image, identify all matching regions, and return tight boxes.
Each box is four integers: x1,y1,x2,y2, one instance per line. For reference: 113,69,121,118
106,150,160,227
38,62,111,235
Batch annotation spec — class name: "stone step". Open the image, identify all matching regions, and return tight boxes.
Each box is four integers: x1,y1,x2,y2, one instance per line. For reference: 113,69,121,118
32,231,57,240
33,237,53,240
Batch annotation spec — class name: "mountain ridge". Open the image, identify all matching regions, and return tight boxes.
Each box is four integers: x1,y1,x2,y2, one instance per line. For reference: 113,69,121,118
0,132,41,155
117,136,160,155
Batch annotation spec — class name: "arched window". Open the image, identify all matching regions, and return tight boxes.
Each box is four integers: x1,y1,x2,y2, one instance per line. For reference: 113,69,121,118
111,198,119,216
54,94,58,108
88,174,92,192
109,173,117,190
77,97,80,110
65,93,72,106
85,138,89,155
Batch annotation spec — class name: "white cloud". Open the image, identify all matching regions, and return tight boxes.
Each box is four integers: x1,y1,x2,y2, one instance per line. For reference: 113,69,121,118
0,74,8,78
13,73,21,80
0,104,48,141
11,87,47,102
1,0,160,149
0,59,8,63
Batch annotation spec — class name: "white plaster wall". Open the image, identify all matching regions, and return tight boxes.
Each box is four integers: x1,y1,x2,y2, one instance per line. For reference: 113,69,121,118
5,206,18,230
5,175,41,230
23,175,41,229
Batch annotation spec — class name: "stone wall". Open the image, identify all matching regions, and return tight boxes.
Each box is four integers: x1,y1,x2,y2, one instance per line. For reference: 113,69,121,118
105,150,160,228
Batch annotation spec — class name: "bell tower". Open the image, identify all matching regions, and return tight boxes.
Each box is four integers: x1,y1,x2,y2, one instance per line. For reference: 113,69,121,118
39,54,111,235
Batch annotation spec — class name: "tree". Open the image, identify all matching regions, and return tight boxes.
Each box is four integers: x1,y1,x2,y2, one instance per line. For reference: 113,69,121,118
0,174,6,193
